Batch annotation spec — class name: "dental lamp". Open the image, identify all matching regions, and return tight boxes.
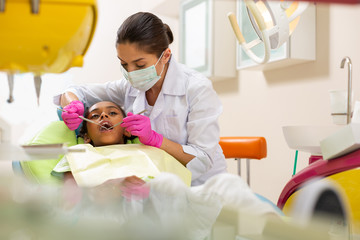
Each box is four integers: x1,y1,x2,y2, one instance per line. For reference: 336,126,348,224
228,0,309,64
0,0,97,105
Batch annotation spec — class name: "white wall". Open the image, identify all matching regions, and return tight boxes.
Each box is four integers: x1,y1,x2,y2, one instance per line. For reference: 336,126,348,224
214,3,360,203
69,0,180,84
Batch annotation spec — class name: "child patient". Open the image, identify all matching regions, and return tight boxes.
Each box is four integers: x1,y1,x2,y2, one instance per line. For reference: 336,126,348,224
79,101,133,146
53,101,147,198
54,100,190,189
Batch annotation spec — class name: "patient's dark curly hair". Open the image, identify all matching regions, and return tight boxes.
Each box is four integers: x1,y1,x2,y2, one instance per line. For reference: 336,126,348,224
78,102,136,146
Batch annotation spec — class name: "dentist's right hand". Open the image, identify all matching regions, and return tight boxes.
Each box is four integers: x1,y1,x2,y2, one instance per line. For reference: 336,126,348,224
62,100,84,131
121,112,163,148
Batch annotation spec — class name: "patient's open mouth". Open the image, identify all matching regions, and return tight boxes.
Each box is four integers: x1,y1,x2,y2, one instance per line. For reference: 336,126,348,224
99,121,113,131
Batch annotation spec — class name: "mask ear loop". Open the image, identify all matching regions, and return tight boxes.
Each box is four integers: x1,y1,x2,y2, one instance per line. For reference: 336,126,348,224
155,51,165,66
155,50,166,77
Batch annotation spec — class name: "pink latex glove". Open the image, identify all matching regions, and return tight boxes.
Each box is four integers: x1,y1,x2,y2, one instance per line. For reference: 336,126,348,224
61,100,84,131
121,112,163,148
88,176,149,204
119,176,150,201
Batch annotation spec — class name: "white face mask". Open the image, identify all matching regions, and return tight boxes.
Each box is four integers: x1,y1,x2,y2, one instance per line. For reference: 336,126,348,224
120,51,165,91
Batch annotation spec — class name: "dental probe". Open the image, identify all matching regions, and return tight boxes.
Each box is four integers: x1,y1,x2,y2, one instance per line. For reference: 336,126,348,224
7,73,14,103
34,75,42,106
109,109,147,129
57,108,109,130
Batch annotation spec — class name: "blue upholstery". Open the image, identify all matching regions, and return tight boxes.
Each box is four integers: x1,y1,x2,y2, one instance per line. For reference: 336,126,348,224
12,161,24,176
255,193,284,216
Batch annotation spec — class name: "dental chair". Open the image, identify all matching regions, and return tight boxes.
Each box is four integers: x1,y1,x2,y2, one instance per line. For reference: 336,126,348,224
278,151,360,238
219,136,282,214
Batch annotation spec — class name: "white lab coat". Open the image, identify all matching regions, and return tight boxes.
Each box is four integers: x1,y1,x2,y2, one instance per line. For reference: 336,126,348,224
54,57,227,185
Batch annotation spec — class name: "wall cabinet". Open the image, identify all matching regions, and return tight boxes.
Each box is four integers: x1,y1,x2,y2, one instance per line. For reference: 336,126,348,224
179,0,237,81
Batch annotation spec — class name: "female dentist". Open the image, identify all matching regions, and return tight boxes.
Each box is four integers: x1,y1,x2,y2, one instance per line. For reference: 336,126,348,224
56,12,227,186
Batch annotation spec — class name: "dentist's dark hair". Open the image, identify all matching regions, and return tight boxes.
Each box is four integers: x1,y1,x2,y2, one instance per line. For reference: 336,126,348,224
116,12,173,57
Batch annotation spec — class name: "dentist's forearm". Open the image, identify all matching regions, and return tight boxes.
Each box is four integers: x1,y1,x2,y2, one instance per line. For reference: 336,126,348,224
160,137,195,166
60,92,79,108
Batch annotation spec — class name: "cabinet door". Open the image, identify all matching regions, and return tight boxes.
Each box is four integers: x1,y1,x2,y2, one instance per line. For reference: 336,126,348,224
180,0,236,80
180,0,211,75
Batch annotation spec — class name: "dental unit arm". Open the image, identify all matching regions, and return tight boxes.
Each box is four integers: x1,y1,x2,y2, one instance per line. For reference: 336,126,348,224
0,0,97,105
227,0,308,64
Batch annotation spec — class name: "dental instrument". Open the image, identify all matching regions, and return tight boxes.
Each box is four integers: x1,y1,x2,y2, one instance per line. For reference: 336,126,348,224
109,109,147,130
0,0,5,12
34,75,42,106
0,143,85,162
57,108,146,131
57,108,109,130
7,73,14,103
31,0,40,14
22,143,85,158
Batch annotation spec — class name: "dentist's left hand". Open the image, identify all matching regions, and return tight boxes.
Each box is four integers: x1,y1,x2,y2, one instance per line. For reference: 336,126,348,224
62,100,84,131
121,112,163,148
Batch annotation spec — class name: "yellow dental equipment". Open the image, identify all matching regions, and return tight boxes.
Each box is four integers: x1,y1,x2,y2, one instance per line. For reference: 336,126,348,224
0,0,97,104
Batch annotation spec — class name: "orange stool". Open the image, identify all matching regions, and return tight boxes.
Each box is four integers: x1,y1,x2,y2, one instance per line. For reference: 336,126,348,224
219,137,267,186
